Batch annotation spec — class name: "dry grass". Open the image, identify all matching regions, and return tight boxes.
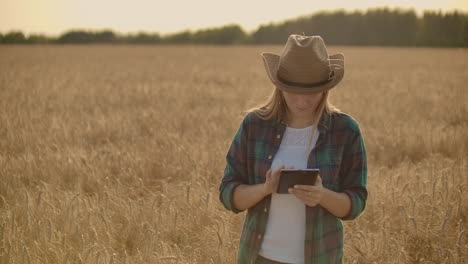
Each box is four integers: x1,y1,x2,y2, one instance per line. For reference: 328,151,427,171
0,44,467,263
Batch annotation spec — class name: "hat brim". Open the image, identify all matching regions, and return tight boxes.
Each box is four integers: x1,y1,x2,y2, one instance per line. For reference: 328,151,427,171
261,52,345,94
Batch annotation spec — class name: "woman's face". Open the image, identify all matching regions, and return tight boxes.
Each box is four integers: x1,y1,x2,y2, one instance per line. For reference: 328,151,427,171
282,90,324,118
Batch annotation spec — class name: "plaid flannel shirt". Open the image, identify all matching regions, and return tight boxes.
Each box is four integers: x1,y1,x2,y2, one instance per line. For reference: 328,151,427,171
219,110,368,264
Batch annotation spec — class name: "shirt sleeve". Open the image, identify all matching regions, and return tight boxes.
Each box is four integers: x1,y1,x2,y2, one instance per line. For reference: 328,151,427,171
218,115,249,214
339,126,368,221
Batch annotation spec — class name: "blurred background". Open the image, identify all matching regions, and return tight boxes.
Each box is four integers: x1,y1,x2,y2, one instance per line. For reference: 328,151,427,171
0,1,467,264
1,0,468,46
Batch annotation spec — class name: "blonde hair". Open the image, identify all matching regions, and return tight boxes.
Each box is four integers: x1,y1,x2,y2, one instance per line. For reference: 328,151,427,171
247,87,341,154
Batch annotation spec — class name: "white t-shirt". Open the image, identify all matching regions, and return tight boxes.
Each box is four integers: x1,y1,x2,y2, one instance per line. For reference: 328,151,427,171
258,125,319,264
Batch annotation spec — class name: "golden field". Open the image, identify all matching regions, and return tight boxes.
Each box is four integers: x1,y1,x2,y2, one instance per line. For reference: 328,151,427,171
0,45,466,263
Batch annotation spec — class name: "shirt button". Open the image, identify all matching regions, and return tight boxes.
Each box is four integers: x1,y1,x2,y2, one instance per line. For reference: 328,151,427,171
276,134,281,139
264,207,268,212
257,234,262,239
268,155,272,160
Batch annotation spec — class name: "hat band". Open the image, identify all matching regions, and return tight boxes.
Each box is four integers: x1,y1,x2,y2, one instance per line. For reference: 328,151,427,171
277,71,335,88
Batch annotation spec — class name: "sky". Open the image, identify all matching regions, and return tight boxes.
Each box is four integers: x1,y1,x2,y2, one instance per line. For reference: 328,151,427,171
1,0,467,36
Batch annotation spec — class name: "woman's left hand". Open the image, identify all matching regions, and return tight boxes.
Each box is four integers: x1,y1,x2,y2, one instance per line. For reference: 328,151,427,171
288,175,324,207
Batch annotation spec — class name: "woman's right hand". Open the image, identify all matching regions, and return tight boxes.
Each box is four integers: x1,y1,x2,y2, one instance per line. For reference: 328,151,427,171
263,165,293,195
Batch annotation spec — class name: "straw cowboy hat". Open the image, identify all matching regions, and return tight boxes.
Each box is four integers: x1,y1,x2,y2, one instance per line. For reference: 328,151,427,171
261,34,345,94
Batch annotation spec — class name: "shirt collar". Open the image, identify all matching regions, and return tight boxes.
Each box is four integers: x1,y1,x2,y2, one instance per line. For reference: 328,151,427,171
276,110,331,134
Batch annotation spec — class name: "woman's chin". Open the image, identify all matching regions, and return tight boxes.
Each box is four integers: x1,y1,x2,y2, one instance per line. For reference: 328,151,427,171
295,107,312,113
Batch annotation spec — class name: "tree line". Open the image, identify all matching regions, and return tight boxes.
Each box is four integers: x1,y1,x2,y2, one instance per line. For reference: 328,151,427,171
1,8,467,47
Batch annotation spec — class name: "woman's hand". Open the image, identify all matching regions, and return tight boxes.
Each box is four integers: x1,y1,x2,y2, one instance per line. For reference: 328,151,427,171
289,174,325,207
263,165,290,196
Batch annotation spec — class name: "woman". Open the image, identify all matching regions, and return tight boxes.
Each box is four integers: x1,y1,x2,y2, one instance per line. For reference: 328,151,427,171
219,35,368,264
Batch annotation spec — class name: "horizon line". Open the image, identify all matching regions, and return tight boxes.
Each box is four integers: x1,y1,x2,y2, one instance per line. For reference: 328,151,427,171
2,6,467,37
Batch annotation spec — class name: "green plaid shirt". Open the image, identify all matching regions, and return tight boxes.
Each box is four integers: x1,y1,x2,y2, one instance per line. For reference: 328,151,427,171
219,110,368,264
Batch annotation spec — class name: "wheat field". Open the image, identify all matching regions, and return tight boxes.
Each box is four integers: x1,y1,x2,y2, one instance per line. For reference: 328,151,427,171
0,45,467,263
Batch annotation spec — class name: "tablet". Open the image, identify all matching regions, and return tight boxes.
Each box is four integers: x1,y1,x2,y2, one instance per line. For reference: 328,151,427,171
276,169,320,194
